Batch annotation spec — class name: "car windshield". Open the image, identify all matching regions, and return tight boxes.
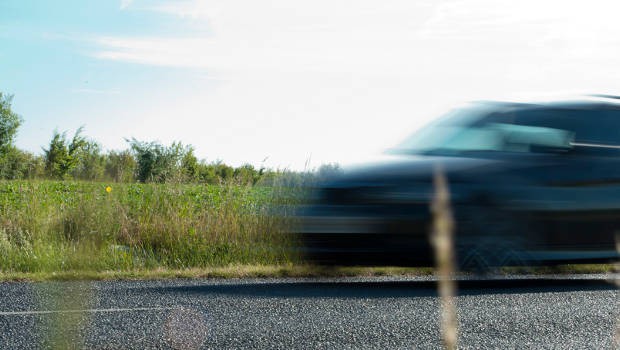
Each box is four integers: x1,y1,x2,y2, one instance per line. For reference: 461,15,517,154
392,105,575,156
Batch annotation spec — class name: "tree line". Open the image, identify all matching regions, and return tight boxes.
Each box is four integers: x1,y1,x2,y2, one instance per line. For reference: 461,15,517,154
0,92,340,184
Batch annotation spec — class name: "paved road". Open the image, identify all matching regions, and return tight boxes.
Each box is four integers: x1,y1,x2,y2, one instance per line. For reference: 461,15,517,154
0,275,617,349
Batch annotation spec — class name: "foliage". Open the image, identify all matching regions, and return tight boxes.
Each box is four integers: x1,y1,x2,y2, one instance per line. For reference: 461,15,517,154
234,164,263,185
72,140,106,181
0,147,43,180
105,150,136,183
181,146,199,181
315,163,342,181
0,91,336,275
127,138,188,183
0,91,337,185
0,93,22,152
43,128,88,179
0,181,298,273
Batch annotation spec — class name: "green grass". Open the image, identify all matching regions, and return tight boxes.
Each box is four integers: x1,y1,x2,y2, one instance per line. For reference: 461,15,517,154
0,265,438,281
0,180,614,281
0,180,299,275
0,264,613,282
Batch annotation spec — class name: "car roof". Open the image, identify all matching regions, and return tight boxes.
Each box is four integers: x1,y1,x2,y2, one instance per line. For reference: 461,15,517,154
472,95,620,112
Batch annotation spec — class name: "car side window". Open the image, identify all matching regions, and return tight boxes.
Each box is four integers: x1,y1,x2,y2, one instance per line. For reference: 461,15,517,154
568,110,620,146
511,108,620,146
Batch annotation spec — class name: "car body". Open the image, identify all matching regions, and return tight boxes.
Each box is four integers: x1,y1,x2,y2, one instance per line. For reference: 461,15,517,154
297,97,620,269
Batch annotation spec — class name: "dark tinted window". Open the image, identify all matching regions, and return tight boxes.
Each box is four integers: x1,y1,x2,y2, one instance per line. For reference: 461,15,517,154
565,109,620,145
478,107,620,145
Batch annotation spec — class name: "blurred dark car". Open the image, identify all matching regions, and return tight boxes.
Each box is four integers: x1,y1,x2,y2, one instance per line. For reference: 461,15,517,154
298,97,620,270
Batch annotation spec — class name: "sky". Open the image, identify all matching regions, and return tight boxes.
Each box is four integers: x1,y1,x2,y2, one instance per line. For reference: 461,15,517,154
2,0,620,170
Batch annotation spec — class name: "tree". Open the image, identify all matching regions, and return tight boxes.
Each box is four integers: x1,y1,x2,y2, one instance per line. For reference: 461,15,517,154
316,163,342,180
127,138,187,183
0,93,22,153
105,150,136,182
0,147,43,180
0,93,45,180
234,164,261,185
72,140,106,181
181,146,199,182
196,163,218,184
214,161,234,182
43,128,87,179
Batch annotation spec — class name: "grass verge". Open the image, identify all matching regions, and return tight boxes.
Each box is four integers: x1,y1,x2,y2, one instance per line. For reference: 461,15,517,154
0,264,614,282
0,265,435,281
0,181,615,281
0,180,299,272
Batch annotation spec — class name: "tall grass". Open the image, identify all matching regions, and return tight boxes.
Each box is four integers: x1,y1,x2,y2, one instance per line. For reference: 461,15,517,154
431,167,459,350
0,181,298,273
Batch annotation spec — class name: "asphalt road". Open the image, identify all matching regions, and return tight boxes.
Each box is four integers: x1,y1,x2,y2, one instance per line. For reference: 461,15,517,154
0,275,617,349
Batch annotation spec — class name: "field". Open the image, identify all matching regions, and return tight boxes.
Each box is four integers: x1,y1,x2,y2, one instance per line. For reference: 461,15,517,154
0,181,613,280
0,181,300,275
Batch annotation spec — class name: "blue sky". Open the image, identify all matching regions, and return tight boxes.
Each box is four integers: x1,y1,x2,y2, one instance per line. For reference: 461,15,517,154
1,1,216,161
3,0,620,169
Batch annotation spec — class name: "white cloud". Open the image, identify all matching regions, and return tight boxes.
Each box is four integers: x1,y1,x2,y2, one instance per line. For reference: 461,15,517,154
96,0,620,78
88,0,620,169
94,1,433,77
120,0,133,10
71,88,121,95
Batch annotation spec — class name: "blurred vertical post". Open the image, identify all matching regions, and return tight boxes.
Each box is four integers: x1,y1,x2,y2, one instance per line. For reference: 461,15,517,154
613,232,619,348
37,281,93,349
431,165,458,350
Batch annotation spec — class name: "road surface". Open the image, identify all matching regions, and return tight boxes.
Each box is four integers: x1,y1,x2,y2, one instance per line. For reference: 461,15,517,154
0,275,617,349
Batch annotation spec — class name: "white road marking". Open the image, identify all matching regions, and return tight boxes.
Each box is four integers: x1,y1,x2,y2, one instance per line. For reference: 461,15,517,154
0,307,176,316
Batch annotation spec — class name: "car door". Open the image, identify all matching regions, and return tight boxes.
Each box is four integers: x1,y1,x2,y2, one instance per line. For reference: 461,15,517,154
513,107,620,259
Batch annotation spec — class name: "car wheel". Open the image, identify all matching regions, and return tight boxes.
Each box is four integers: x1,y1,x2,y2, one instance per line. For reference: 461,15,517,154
454,205,536,274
